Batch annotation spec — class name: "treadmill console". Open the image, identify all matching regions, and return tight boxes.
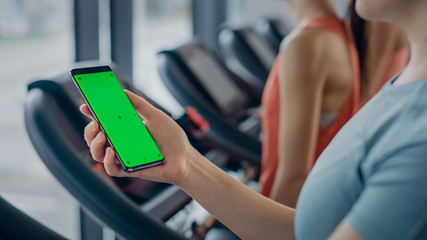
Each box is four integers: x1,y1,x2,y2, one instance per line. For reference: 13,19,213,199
184,47,248,116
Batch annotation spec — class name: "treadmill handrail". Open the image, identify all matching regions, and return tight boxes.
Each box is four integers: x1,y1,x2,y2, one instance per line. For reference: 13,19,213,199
0,196,66,239
143,150,229,221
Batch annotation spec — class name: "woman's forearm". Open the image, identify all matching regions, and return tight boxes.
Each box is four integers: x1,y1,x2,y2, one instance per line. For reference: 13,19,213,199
178,149,296,240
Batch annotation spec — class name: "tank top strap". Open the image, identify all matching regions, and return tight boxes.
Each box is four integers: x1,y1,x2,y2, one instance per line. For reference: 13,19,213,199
304,16,361,112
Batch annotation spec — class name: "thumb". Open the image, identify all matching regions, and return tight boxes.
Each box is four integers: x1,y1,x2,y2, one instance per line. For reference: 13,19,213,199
79,104,94,120
124,90,159,121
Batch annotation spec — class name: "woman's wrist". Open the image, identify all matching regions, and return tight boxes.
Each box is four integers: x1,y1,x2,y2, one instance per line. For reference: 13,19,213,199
174,146,204,189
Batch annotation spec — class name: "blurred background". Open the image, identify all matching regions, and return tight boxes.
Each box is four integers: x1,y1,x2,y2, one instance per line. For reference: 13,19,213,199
0,0,348,239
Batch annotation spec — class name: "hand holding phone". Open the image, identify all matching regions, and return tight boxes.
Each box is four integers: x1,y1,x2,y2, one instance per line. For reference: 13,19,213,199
71,66,164,172
80,88,197,185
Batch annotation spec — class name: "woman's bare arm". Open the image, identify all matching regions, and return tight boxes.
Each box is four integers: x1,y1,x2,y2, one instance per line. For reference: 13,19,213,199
269,30,329,207
182,149,295,240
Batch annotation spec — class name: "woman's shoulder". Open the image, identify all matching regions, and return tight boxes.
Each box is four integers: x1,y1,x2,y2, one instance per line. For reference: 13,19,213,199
281,26,341,51
278,27,349,73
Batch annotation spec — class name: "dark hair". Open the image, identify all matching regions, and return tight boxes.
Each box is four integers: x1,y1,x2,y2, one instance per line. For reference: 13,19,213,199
349,0,366,68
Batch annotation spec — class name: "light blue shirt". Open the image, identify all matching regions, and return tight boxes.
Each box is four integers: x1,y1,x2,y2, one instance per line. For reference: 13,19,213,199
296,79,427,239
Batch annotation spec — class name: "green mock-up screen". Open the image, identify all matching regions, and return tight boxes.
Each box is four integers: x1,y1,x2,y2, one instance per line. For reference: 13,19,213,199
74,71,163,169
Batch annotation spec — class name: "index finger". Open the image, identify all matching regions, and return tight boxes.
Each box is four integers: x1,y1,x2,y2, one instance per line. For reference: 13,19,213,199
124,90,160,122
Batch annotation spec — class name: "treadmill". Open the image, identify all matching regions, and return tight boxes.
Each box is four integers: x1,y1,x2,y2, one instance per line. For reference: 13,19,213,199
218,25,277,86
24,62,236,239
0,195,66,239
157,42,262,166
254,18,289,53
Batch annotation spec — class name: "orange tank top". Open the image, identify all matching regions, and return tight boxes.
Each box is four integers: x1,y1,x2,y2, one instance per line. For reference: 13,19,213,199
375,45,409,94
259,17,361,197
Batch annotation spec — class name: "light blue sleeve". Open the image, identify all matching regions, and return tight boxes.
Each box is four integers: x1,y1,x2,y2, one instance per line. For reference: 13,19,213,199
346,142,427,240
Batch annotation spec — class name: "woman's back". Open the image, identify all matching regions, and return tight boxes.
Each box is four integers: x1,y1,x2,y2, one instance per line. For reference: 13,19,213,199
260,16,360,200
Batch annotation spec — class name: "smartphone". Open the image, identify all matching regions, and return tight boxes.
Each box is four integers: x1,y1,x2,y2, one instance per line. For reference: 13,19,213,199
70,66,164,172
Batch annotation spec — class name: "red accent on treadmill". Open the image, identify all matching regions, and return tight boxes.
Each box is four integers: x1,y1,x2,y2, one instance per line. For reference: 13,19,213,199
185,107,210,132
